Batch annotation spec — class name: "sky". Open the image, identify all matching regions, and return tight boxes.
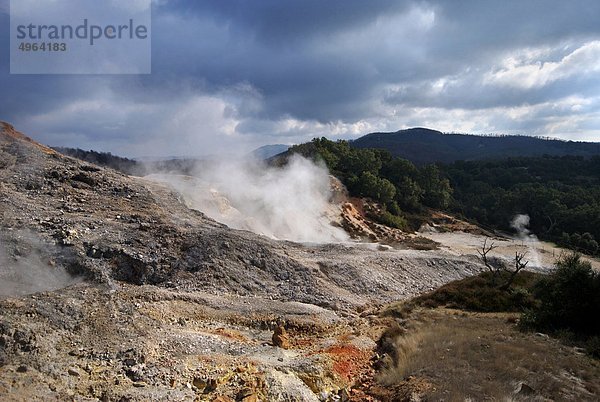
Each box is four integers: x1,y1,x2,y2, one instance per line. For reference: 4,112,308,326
1,0,600,157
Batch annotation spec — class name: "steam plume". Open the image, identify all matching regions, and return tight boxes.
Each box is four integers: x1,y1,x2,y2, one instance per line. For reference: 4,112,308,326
510,214,542,267
147,155,349,243
510,214,532,237
0,234,80,297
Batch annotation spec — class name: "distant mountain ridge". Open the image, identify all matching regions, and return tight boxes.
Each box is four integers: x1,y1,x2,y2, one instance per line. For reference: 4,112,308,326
351,128,600,164
250,144,289,159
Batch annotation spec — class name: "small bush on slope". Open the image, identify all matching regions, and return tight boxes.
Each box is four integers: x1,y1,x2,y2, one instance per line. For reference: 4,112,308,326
521,253,600,357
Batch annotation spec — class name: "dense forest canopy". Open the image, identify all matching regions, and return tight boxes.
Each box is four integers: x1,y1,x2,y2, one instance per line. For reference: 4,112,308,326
289,138,452,230
445,156,600,255
352,128,600,165
289,138,600,256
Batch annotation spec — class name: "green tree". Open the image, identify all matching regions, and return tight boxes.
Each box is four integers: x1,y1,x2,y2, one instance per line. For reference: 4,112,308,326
419,164,452,209
524,254,600,336
351,171,396,204
395,177,423,211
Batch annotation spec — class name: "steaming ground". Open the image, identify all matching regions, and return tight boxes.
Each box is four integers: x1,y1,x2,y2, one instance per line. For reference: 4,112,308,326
0,233,80,297
510,214,543,268
420,229,600,271
0,122,489,400
2,122,599,401
144,155,350,243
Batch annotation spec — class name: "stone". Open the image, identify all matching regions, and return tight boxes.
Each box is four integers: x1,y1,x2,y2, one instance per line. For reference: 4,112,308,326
205,378,218,393
240,394,258,402
272,325,290,349
192,377,207,390
236,387,258,402
213,396,235,402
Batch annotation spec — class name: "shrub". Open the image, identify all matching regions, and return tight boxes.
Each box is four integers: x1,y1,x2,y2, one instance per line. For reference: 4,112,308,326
522,253,600,336
376,211,408,230
585,336,600,359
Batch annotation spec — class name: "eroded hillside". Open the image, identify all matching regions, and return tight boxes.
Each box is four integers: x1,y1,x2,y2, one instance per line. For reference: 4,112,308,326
3,122,595,401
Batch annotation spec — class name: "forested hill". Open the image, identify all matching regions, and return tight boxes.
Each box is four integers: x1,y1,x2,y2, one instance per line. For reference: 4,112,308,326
445,156,600,255
289,137,600,256
351,128,600,164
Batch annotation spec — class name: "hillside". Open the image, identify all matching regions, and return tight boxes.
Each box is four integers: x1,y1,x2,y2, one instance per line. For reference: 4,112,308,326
287,136,600,257
0,122,482,400
352,128,600,164
2,122,599,401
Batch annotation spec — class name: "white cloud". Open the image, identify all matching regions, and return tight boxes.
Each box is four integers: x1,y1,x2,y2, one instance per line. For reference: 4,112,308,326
26,88,248,157
485,41,600,89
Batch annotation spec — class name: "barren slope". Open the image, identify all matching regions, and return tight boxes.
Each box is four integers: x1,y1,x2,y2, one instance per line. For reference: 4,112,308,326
0,122,484,401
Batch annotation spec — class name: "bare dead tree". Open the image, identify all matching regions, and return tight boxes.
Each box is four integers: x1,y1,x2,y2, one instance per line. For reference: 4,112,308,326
500,251,529,290
477,238,530,290
477,237,499,274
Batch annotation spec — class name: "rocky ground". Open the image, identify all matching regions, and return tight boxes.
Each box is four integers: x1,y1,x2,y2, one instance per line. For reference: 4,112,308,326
0,122,516,401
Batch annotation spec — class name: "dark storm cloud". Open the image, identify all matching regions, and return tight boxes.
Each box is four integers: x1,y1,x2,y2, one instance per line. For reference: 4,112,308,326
434,0,600,47
1,0,600,156
150,0,412,121
165,0,412,45
150,0,600,122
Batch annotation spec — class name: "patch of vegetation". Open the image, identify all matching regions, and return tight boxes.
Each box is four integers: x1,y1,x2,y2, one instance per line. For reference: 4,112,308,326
444,155,600,256
520,253,600,357
384,251,600,358
372,309,600,401
288,138,452,229
53,147,203,177
560,232,599,255
374,254,600,400
411,270,541,312
372,210,408,230
53,147,143,175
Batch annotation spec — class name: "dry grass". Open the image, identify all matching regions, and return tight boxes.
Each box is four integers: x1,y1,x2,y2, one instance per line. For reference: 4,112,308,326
375,308,600,401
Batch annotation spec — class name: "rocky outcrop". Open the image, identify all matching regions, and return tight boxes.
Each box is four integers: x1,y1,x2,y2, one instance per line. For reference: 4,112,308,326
272,325,290,349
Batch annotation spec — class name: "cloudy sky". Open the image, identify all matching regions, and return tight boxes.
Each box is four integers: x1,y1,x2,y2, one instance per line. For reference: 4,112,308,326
1,0,600,157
